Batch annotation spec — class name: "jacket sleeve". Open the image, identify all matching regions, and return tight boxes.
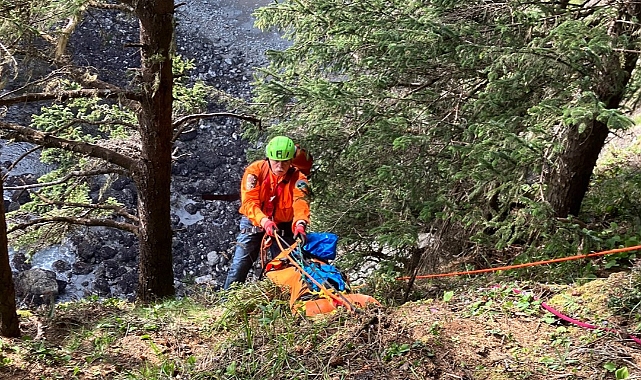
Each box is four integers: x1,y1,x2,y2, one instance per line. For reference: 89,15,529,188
240,163,268,226
292,172,311,226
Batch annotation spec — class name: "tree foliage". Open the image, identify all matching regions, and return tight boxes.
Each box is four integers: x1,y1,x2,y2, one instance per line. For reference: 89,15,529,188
1,0,183,301
251,0,641,276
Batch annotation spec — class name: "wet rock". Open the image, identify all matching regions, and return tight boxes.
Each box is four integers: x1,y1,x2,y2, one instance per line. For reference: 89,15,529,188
195,274,213,284
184,202,199,215
11,252,32,272
97,246,117,261
14,268,60,298
100,259,127,280
115,270,137,295
117,247,138,263
207,251,221,266
56,279,68,293
111,177,133,191
52,260,72,272
93,278,111,296
72,261,94,275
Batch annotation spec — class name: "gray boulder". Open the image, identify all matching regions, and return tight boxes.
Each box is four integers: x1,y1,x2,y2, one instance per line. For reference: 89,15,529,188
14,268,63,305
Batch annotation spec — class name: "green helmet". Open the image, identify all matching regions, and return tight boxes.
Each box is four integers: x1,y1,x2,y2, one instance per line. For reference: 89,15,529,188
266,136,296,161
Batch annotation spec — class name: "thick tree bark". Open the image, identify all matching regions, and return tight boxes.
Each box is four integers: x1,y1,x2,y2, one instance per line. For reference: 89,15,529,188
546,121,610,216
132,0,175,301
0,179,20,338
545,2,641,217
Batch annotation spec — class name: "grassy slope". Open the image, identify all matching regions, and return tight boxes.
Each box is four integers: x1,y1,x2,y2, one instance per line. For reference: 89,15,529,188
1,114,640,380
0,270,639,380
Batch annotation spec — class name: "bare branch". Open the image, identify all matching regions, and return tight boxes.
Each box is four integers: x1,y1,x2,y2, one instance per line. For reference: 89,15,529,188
0,41,18,77
4,168,127,190
1,145,42,180
8,216,138,235
172,112,260,142
0,121,136,170
0,89,142,106
0,69,69,100
55,6,86,62
89,1,134,12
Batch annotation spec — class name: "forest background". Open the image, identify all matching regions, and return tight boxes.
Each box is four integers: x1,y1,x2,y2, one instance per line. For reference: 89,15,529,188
1,0,641,379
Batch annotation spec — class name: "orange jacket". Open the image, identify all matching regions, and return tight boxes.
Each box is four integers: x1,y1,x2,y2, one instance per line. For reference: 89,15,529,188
239,160,310,227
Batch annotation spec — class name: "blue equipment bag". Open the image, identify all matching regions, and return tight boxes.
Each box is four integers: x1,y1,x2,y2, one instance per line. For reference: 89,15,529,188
303,262,347,292
303,232,338,261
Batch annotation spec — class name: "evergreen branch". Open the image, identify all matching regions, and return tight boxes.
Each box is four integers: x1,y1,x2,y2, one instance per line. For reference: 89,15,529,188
0,121,136,170
7,216,138,235
171,112,260,142
4,168,127,190
61,118,139,131
33,193,139,223
0,89,142,106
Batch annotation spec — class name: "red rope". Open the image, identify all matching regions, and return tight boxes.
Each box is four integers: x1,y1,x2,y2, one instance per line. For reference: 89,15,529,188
512,289,641,346
397,244,641,281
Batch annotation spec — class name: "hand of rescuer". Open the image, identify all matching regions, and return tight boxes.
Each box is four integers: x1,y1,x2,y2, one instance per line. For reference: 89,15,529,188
293,221,307,246
260,217,278,237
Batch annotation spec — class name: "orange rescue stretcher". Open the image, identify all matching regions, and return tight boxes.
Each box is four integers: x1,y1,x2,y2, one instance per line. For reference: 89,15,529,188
264,236,379,317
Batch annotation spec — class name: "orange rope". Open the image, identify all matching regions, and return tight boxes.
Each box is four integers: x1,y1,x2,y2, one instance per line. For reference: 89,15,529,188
397,244,641,281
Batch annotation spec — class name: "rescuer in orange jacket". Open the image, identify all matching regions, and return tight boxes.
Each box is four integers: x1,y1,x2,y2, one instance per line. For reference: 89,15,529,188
223,136,311,289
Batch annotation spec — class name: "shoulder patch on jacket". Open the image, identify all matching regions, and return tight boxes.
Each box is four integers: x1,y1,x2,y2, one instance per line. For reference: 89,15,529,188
245,174,258,190
295,179,310,195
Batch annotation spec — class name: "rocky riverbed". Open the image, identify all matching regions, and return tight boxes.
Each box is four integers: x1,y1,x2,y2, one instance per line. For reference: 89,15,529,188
3,0,289,305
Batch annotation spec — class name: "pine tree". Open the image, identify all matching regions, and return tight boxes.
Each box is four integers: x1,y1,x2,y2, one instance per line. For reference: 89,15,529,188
251,0,641,271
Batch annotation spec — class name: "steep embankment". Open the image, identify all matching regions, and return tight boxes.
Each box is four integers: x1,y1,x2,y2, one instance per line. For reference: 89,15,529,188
0,270,639,380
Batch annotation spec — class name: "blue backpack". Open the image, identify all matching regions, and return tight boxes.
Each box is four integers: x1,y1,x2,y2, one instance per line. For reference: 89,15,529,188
303,262,347,292
303,232,338,261
299,232,347,292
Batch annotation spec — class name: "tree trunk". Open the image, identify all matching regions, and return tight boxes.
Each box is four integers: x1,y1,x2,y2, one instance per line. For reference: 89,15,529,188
545,2,641,217
132,0,175,301
546,121,610,217
0,178,20,337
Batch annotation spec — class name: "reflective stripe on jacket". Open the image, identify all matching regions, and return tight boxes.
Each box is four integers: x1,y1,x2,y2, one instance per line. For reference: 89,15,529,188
239,159,310,227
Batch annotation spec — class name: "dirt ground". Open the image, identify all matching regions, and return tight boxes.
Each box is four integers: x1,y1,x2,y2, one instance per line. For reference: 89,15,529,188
1,271,640,380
